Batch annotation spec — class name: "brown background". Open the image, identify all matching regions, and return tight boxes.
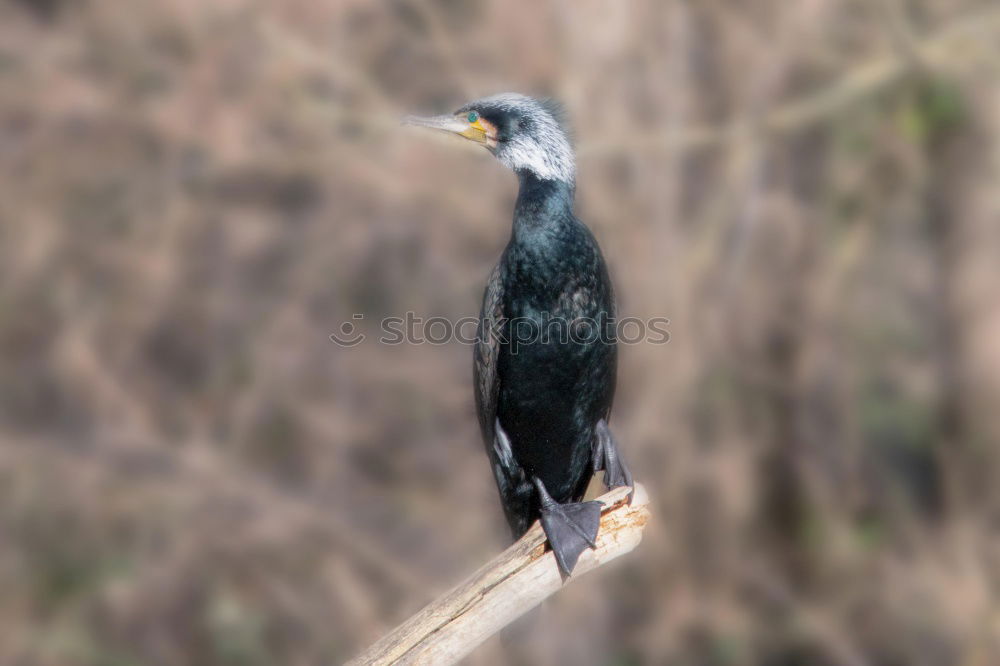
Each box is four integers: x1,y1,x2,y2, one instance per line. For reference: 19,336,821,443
2,0,1000,664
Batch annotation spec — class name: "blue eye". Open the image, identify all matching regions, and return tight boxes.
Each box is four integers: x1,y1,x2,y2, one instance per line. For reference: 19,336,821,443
467,111,479,123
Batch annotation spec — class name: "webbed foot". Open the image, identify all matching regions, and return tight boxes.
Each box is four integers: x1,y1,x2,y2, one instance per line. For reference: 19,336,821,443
533,477,601,577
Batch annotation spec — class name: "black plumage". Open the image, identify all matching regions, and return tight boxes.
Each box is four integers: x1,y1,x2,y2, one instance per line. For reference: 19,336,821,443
406,93,631,575
475,173,615,529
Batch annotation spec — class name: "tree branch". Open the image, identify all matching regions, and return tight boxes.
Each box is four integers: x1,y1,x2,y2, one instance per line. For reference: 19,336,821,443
346,483,650,666
578,7,1000,157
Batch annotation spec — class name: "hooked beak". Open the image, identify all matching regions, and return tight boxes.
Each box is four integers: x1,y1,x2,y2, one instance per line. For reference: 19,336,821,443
402,113,489,145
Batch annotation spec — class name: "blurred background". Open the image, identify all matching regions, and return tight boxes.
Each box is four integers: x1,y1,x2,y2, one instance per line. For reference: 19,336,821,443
2,0,1000,664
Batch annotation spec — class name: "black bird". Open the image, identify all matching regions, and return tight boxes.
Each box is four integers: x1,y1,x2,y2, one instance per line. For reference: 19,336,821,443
405,93,631,575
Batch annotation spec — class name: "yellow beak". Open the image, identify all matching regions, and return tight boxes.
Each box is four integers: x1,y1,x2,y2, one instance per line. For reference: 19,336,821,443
402,114,489,145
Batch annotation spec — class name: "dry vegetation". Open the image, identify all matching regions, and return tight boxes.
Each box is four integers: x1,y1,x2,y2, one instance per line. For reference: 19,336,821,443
1,0,1000,664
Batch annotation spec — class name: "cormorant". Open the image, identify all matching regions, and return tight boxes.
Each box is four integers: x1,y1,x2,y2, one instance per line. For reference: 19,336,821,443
405,93,632,575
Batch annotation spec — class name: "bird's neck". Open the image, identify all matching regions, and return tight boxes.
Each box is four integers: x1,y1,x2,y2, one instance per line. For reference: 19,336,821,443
512,171,576,236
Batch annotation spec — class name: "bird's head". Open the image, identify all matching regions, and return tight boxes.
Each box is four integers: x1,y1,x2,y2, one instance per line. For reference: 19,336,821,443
404,93,574,184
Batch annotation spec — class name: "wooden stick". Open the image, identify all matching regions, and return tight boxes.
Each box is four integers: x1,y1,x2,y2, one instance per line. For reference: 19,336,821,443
346,483,651,666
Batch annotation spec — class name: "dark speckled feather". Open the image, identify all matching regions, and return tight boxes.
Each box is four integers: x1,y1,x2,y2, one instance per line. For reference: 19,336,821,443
406,92,628,572
474,170,616,538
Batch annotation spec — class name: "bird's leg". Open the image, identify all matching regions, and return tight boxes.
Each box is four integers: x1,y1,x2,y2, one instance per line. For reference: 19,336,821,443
533,477,602,577
592,419,634,502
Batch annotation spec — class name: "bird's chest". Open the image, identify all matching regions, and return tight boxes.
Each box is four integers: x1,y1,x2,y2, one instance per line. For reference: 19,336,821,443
498,248,609,382
502,237,603,321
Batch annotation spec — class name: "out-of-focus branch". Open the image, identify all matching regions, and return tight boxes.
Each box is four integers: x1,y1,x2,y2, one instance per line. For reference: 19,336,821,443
263,9,1000,165
579,7,1000,157
405,0,478,99
263,7,999,164
345,483,650,666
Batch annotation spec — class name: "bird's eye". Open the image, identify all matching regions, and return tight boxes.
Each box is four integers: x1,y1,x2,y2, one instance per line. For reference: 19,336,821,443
467,111,479,123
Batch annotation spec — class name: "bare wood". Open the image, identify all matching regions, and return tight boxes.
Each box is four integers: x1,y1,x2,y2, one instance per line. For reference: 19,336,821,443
346,483,650,666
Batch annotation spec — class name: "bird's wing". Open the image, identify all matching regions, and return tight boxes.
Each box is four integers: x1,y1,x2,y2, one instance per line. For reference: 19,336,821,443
474,263,504,443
